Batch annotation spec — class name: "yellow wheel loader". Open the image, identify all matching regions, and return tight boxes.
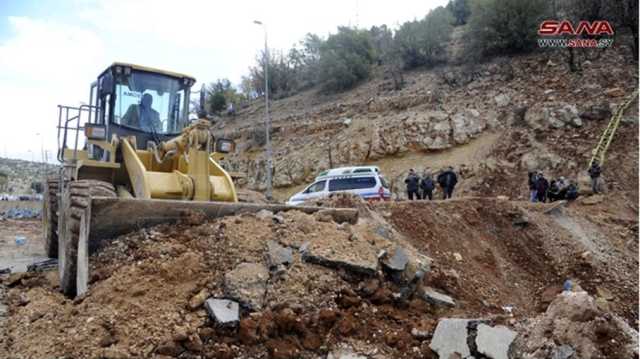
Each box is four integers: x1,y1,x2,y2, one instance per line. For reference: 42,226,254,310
44,63,357,297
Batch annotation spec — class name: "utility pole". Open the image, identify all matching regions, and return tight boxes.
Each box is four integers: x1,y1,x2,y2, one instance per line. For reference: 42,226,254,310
254,20,273,200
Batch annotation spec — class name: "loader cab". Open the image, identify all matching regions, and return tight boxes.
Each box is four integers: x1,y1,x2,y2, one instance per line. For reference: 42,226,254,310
93,63,196,150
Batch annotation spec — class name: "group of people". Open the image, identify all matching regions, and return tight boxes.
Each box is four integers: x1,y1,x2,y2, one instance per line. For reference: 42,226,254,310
405,167,458,200
400,161,603,203
528,171,578,202
528,162,603,203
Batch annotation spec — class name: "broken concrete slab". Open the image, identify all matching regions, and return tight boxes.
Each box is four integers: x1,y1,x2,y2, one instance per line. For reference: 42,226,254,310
475,323,517,359
429,318,472,358
300,233,379,276
303,249,378,276
224,262,269,310
265,240,293,268
382,246,409,272
204,298,239,326
421,287,456,307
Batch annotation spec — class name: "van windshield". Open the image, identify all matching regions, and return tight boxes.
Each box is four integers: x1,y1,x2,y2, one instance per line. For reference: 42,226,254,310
328,177,376,191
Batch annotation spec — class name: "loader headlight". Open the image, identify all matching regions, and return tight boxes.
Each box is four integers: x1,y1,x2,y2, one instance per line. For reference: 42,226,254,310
85,124,107,140
215,138,235,154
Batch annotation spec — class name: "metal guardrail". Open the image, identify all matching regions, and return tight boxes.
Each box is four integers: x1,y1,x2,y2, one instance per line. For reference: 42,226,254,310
56,105,99,163
589,89,638,167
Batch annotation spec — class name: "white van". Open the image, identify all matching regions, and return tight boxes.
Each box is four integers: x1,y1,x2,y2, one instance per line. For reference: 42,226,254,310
286,166,391,205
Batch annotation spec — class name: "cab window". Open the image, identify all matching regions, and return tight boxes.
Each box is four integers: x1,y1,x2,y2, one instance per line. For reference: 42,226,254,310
305,181,326,193
112,70,188,134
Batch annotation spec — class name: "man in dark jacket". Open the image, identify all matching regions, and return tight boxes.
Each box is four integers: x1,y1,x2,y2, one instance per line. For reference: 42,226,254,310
404,169,421,200
420,171,435,200
437,166,458,200
547,180,561,202
565,182,579,200
536,172,549,203
588,161,602,194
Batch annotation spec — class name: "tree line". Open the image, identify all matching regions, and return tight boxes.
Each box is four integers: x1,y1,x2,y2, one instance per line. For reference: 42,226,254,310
204,0,637,115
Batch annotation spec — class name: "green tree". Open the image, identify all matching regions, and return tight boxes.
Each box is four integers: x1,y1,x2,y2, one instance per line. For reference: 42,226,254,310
288,33,324,90
206,79,235,114
368,25,394,64
248,49,297,98
466,0,549,56
318,27,375,92
395,7,453,69
447,0,471,25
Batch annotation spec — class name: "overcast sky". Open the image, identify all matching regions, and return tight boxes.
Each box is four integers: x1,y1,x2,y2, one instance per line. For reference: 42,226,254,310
0,0,447,162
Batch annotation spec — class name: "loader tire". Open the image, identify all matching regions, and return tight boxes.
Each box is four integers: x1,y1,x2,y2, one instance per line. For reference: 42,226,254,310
43,177,60,258
60,180,116,297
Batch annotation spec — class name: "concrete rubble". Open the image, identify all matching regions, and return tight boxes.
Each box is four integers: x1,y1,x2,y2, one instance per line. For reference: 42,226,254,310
430,318,518,359
420,286,456,307
265,240,293,268
475,324,517,359
429,318,473,358
301,235,379,276
224,262,269,310
204,298,240,327
381,246,409,272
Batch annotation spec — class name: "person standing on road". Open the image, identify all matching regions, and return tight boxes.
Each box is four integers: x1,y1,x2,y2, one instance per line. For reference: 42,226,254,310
536,172,549,203
404,169,421,200
420,171,435,200
437,166,458,200
528,171,539,202
588,161,602,194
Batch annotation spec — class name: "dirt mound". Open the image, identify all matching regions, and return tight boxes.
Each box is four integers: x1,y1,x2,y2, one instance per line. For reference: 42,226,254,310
382,199,638,323
1,198,637,358
1,207,434,358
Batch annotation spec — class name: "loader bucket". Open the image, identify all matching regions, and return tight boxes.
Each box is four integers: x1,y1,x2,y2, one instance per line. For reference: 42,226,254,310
68,197,359,296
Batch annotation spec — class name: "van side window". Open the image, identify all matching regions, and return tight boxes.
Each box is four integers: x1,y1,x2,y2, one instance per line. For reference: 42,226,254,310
305,181,326,193
329,177,376,191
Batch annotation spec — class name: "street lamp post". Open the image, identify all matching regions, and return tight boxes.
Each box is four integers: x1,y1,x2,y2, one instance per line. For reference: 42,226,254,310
254,20,273,200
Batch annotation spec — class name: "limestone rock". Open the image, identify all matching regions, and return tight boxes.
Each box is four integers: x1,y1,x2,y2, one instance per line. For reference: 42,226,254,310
224,263,269,310
494,94,510,107
451,109,486,144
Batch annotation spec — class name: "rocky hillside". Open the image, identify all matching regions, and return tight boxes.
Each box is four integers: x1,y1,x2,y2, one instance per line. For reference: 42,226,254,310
0,158,57,195
215,35,638,203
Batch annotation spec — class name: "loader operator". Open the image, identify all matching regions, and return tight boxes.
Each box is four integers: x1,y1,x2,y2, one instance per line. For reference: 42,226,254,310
122,93,162,132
